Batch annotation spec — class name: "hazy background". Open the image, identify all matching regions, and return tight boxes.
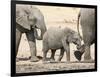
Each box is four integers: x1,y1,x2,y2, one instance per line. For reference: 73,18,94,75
17,5,95,62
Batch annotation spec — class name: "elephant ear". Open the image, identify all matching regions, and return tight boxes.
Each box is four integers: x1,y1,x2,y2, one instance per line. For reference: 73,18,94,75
67,31,75,43
16,5,30,30
67,35,73,43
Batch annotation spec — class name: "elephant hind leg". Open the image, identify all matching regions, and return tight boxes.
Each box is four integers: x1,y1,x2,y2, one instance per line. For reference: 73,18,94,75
50,49,56,62
84,45,93,62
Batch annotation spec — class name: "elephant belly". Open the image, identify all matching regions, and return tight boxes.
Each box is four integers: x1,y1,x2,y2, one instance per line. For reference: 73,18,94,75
48,42,63,50
44,27,65,49
48,37,63,49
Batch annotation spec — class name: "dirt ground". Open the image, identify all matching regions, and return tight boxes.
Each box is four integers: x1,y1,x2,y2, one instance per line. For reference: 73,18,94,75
16,5,95,73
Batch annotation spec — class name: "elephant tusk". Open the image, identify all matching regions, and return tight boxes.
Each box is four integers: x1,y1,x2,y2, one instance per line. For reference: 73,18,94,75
36,28,41,37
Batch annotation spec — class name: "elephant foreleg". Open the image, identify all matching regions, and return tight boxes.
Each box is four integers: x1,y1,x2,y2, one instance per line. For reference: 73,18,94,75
26,32,39,62
16,28,22,56
42,38,49,62
42,48,48,62
57,48,64,61
62,37,70,62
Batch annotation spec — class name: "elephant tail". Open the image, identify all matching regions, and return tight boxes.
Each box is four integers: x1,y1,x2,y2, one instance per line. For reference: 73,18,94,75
77,12,82,40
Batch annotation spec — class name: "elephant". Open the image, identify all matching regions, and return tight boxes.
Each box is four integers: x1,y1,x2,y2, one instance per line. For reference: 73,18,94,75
16,5,47,62
74,8,95,62
42,27,81,62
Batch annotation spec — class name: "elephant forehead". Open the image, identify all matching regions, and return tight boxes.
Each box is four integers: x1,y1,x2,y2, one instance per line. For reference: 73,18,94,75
16,5,43,20
16,4,32,11
31,7,44,20
16,5,31,18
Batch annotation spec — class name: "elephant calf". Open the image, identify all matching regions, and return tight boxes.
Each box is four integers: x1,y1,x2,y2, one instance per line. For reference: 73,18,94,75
42,27,81,62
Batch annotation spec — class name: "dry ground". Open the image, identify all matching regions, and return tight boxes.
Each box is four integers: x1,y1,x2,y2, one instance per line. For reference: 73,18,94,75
16,5,95,73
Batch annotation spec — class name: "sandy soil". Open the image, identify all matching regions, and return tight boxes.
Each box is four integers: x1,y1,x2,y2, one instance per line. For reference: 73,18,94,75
16,5,95,73
16,61,95,73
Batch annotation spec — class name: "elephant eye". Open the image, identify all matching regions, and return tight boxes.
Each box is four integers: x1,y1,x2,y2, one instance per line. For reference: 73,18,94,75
28,16,32,20
33,18,37,23
75,38,78,41
27,16,37,22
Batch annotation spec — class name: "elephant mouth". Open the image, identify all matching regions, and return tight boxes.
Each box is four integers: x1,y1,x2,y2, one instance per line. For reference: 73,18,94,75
31,25,41,34
76,44,84,50
76,45,81,50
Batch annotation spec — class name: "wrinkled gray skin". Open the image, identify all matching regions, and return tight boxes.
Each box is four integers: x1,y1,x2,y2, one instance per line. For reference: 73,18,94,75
74,8,95,61
16,5,47,62
42,27,81,62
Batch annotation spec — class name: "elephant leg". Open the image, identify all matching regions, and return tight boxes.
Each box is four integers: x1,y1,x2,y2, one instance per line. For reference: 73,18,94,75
84,45,92,61
26,32,39,62
42,38,49,62
50,49,56,62
66,46,70,62
57,48,64,61
62,38,70,62
42,48,48,62
16,28,22,61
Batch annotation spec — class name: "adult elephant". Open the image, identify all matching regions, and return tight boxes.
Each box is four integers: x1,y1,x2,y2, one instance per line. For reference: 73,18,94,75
16,5,47,62
74,8,95,62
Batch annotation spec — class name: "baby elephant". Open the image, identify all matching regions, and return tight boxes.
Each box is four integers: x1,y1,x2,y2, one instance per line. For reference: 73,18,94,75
42,27,81,62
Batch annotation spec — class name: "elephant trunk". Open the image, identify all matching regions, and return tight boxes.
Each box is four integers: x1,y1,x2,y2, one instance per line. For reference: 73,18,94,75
40,26,47,40
76,43,81,50
35,21,47,40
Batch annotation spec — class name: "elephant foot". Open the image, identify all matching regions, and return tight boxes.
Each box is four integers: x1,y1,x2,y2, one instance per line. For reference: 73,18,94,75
16,58,19,62
84,57,94,63
84,55,92,61
43,58,49,61
82,59,95,63
30,56,39,62
57,59,61,62
42,58,50,63
74,50,83,61
50,59,55,63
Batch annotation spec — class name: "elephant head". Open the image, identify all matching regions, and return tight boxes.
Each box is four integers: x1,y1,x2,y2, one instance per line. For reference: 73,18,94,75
33,12,47,40
67,31,81,49
16,5,47,40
